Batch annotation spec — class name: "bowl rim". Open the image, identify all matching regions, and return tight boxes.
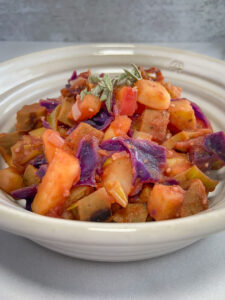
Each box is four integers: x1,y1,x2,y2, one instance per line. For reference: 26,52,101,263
0,43,225,243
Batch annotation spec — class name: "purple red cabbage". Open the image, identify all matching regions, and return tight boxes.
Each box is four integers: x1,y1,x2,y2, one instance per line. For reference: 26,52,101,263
76,138,99,186
68,70,77,82
42,119,52,129
85,108,114,130
100,138,166,184
29,155,47,168
204,131,225,162
40,99,60,112
11,185,37,211
36,164,48,179
190,101,212,128
188,132,225,171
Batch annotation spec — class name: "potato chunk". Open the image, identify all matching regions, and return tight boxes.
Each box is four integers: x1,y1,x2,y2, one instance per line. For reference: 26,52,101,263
148,184,185,221
0,167,23,193
169,99,196,132
16,103,46,132
135,79,170,110
32,149,80,215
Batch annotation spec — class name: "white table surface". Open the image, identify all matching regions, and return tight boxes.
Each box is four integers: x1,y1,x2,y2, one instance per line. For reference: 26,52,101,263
0,42,225,300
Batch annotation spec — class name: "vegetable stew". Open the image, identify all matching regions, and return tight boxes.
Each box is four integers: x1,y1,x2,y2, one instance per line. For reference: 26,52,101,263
0,65,225,222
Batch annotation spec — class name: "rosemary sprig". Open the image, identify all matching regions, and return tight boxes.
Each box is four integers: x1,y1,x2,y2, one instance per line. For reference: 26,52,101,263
80,64,142,112
115,64,142,86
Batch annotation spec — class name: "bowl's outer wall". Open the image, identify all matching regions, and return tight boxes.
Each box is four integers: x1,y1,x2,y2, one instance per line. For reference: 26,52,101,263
0,44,225,261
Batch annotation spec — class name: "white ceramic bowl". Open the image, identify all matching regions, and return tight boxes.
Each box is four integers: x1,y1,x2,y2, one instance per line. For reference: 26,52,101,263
0,44,225,262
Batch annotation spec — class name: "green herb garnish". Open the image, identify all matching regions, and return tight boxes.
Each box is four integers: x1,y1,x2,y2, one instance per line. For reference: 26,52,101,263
80,64,142,112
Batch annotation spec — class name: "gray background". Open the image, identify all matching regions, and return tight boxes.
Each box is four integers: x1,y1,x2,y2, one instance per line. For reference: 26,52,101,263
0,0,225,42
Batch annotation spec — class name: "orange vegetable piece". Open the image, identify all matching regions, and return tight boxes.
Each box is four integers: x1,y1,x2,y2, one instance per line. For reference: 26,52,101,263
103,116,131,141
32,149,80,215
148,184,185,221
65,122,104,154
72,94,101,121
169,99,196,132
115,86,137,116
135,79,170,110
43,129,65,163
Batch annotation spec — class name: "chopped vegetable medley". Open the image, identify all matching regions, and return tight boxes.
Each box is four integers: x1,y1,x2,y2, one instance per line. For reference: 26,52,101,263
1,65,225,222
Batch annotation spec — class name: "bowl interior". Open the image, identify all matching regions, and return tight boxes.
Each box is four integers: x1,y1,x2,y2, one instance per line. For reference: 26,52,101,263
0,44,225,216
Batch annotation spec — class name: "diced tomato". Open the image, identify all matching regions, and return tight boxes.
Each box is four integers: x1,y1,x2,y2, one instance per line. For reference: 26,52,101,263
72,94,101,121
115,86,137,116
31,148,81,215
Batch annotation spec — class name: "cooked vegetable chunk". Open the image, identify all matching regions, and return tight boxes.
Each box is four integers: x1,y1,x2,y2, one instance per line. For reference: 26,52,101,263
169,99,196,132
72,187,111,221
103,156,133,207
65,122,104,154
23,164,40,186
103,116,131,141
179,179,208,217
132,130,152,142
115,86,137,116
57,98,75,126
163,129,211,150
11,135,43,170
43,129,65,163
0,131,22,165
29,127,46,138
111,203,148,223
135,79,170,110
0,167,23,193
72,94,101,121
65,186,94,209
166,150,192,177
174,165,218,192
47,104,62,131
139,109,169,142
32,149,80,215
16,103,46,132
148,184,185,221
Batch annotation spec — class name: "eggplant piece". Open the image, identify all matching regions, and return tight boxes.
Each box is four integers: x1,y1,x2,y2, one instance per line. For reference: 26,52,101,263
72,187,111,222
0,167,23,193
139,109,169,143
0,131,22,165
11,135,43,170
179,179,208,217
23,164,40,186
16,103,46,132
111,203,148,223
